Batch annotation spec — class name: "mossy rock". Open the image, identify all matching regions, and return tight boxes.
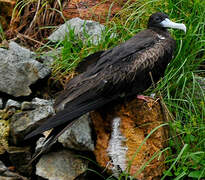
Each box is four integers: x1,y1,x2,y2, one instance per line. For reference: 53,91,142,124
0,119,9,154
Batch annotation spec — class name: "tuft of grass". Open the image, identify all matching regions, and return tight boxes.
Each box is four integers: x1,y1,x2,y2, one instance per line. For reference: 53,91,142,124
153,1,205,179
0,22,5,42
50,0,205,179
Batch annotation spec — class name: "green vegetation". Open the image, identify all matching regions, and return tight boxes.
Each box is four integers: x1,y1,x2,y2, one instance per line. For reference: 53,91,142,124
51,0,205,179
0,22,5,41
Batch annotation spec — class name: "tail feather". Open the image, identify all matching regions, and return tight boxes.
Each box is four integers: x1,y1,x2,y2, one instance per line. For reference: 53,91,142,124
28,120,77,164
24,95,117,140
25,95,117,162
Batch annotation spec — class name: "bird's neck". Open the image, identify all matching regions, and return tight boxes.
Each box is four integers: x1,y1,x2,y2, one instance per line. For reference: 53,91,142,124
149,27,170,37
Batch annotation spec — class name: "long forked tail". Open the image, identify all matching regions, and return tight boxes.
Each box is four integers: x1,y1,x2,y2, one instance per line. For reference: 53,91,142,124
25,95,117,163
24,90,118,162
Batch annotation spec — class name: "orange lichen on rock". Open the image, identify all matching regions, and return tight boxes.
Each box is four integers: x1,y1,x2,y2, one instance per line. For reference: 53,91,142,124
90,110,112,169
91,98,168,180
119,99,167,179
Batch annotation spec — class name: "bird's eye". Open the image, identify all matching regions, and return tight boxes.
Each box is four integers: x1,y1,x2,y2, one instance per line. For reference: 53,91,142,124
155,17,161,21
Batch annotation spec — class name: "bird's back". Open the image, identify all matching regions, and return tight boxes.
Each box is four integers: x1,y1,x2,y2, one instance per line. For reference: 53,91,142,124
54,29,175,111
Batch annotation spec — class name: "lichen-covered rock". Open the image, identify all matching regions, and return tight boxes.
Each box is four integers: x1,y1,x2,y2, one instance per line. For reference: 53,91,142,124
58,113,94,151
0,120,9,154
1,108,16,120
10,98,55,144
21,97,54,110
91,98,168,179
48,18,105,45
36,150,88,180
0,41,51,97
5,99,21,109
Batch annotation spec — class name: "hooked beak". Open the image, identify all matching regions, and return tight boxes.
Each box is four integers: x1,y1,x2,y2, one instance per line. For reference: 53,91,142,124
160,18,186,33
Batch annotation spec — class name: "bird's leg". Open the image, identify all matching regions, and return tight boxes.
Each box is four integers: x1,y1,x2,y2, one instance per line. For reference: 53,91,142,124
137,94,159,109
137,95,151,102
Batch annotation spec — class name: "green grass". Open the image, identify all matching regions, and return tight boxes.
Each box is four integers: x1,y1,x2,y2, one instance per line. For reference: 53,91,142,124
0,22,5,42
49,0,205,179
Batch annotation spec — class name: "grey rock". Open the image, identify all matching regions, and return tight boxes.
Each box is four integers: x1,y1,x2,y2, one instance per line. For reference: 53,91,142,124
32,97,54,106
21,97,54,110
41,48,62,66
6,99,21,109
9,41,35,59
20,101,36,110
0,98,3,109
36,150,88,180
48,17,105,45
10,98,55,144
58,113,94,151
0,41,51,97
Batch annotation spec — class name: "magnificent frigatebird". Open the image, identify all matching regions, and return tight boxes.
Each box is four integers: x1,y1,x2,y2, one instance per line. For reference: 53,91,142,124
25,12,186,151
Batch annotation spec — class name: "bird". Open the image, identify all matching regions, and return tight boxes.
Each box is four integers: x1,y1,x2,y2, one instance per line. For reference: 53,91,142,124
25,12,186,156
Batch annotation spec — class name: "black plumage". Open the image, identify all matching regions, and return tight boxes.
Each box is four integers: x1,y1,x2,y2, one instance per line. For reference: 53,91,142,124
25,12,186,153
